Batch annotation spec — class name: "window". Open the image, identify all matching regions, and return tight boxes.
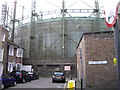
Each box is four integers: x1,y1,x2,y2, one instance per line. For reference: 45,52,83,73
1,32,5,42
9,45,14,56
16,48,23,57
0,48,4,61
8,62,13,72
0,63,3,76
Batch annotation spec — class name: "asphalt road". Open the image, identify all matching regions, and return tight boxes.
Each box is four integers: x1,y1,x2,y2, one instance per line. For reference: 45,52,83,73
5,77,66,89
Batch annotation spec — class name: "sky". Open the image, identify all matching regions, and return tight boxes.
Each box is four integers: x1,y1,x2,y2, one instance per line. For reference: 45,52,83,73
0,0,119,23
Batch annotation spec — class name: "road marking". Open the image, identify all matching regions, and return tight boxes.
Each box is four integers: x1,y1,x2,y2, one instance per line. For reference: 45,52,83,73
57,86,62,88
64,82,67,89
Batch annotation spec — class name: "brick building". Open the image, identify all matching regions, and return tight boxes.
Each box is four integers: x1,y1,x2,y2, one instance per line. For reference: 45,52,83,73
0,26,23,73
0,27,1,76
0,26,8,74
7,41,23,72
77,31,117,88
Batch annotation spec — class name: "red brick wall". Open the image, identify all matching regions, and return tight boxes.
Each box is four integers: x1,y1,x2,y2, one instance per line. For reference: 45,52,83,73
77,32,117,88
1,27,8,73
8,46,22,63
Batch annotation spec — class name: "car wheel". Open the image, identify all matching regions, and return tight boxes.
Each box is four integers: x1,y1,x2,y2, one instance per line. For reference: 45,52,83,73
63,79,66,83
63,80,65,83
1,84,4,89
33,77,36,80
29,79,31,82
13,81,17,86
22,79,25,83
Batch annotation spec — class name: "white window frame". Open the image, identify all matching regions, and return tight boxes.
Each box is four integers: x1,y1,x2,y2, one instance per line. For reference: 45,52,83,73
2,32,5,42
16,48,23,57
0,63,3,76
8,62,14,72
0,48,4,61
9,45,14,56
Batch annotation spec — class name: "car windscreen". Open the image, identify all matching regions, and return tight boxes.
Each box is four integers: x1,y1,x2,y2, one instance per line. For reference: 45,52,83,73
16,72,21,75
28,72,33,74
54,72,64,76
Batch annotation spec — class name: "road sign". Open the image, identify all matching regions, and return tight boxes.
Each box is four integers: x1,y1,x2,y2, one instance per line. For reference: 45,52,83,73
88,61,107,64
104,0,119,27
114,58,117,65
104,1,120,88
64,66,71,71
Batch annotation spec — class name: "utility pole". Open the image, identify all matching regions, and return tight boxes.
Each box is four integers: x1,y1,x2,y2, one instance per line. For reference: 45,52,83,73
94,0,100,31
1,3,7,28
62,0,66,58
21,6,24,25
11,0,17,42
29,0,36,59
114,15,120,90
104,1,119,89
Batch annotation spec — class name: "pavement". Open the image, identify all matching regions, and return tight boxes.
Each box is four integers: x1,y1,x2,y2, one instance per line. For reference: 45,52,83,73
76,79,81,88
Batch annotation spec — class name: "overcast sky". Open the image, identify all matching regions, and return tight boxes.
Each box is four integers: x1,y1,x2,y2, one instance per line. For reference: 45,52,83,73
0,0,119,21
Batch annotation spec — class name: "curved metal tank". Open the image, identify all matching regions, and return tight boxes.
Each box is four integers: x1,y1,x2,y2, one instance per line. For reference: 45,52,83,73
14,17,111,76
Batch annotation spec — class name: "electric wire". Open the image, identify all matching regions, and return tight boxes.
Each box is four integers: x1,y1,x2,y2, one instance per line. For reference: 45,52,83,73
80,0,94,9
66,0,80,8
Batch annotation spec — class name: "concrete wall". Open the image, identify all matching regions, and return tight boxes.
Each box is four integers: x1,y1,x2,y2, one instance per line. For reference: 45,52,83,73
23,57,76,77
77,31,117,88
33,64,76,77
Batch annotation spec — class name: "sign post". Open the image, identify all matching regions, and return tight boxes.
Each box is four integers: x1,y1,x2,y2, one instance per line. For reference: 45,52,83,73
104,1,120,89
113,20,120,89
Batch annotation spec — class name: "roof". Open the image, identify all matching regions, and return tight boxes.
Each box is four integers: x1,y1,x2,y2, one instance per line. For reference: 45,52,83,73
7,40,24,50
77,30,114,49
0,26,9,32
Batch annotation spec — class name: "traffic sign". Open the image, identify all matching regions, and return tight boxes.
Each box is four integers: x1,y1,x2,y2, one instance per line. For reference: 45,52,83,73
64,66,71,71
114,58,117,65
104,0,119,27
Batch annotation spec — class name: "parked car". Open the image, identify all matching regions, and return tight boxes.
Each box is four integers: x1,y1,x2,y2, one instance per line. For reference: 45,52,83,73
10,70,31,83
52,71,66,83
0,73,16,89
28,71,39,80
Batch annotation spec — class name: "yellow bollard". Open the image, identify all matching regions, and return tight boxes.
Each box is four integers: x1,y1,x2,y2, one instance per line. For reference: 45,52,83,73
67,80,76,89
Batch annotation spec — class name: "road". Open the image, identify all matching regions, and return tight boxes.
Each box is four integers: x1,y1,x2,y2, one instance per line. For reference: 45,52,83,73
5,77,66,89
